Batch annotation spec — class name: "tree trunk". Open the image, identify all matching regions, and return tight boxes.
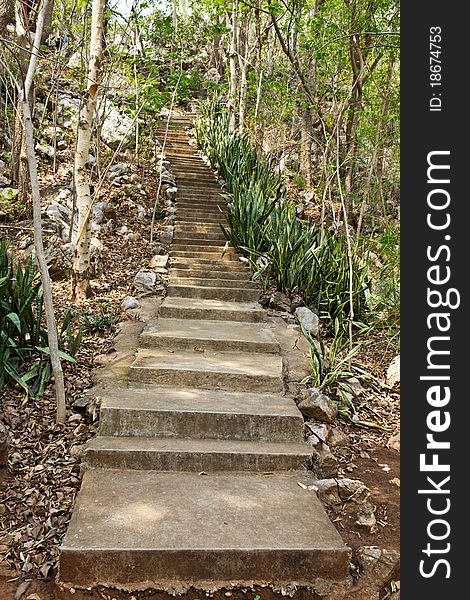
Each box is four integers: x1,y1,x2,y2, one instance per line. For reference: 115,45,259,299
227,2,238,133
237,13,249,133
72,0,105,301
22,0,67,424
299,106,312,186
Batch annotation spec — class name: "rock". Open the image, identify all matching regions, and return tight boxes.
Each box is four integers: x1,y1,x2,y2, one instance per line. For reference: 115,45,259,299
328,427,349,447
133,269,160,293
109,162,129,175
45,202,72,225
87,154,97,167
56,188,73,208
158,231,173,245
307,422,349,447
295,306,320,338
306,422,330,442
166,186,178,199
56,95,80,128
44,240,74,278
0,159,5,175
121,296,140,311
386,354,400,387
149,254,169,269
355,505,377,533
315,478,370,511
297,387,338,423
99,105,134,149
355,546,400,590
346,377,364,396
308,439,338,478
67,50,83,68
269,291,291,312
92,202,115,225
136,204,146,220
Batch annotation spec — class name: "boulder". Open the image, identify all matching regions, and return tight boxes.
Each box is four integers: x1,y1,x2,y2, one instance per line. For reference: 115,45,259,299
295,306,320,338
99,105,134,149
297,387,338,423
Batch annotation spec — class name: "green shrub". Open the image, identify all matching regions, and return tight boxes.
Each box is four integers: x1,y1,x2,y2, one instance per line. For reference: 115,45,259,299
194,100,370,327
0,240,80,397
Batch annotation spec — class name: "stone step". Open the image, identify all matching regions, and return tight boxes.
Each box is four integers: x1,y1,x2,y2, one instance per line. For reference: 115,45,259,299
84,436,312,471
175,223,225,233
176,200,226,209
140,318,276,353
171,237,226,246
171,250,234,260
171,243,228,253
169,276,256,289
128,348,282,392
173,230,226,241
176,208,225,218
97,386,303,442
167,283,259,302
59,470,350,588
170,257,248,271
170,268,249,280
174,214,224,223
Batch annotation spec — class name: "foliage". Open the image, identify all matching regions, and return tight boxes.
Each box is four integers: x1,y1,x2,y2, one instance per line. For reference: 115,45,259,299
194,101,370,327
0,241,80,397
77,303,119,334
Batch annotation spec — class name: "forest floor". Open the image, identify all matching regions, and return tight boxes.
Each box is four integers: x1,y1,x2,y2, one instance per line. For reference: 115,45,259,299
0,132,400,600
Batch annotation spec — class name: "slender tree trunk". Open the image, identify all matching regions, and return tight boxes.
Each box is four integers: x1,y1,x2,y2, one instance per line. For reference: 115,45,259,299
72,0,105,301
227,1,238,133
237,13,249,133
22,0,67,424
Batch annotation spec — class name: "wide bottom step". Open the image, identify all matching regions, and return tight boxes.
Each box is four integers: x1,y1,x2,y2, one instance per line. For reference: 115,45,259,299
59,469,350,588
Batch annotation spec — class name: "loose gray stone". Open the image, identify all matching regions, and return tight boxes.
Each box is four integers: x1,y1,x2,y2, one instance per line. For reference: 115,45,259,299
295,306,320,338
315,478,370,510
355,505,377,533
328,427,350,447
99,106,134,149
309,440,338,478
36,144,55,159
136,205,146,220
149,254,169,269
269,291,291,312
355,546,400,590
133,270,159,293
345,377,364,396
93,202,115,225
166,186,178,199
121,296,140,311
158,231,173,245
297,387,338,423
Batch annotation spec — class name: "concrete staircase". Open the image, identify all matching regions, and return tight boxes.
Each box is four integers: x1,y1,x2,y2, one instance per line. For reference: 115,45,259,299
59,116,350,592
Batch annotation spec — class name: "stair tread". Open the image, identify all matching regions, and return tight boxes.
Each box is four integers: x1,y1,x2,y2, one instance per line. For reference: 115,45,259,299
130,347,282,377
86,436,311,456
98,386,300,417
141,318,275,345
